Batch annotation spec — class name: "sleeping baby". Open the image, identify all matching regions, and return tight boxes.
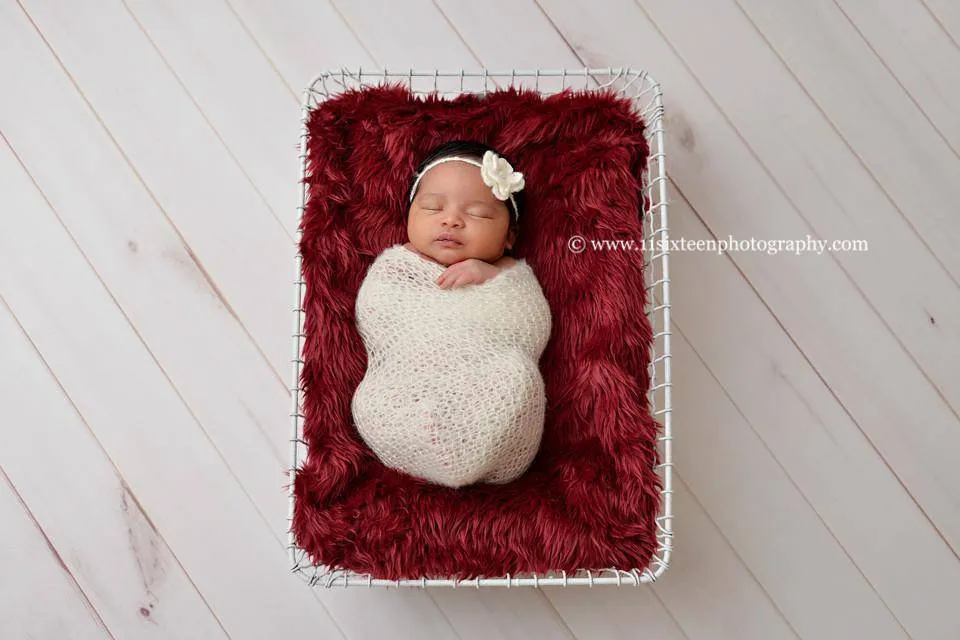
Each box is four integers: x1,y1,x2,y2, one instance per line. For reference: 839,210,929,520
351,140,552,489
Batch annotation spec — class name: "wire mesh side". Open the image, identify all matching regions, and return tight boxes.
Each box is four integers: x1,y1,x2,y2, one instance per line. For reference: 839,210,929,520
287,67,671,588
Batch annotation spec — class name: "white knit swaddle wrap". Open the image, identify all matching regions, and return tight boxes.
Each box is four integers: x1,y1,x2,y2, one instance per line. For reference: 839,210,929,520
351,244,552,488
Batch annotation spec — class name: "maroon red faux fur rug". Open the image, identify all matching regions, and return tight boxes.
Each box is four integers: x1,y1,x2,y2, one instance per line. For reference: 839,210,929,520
292,83,662,580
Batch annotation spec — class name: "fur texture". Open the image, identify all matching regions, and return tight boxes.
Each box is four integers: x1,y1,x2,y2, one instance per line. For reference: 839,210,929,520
293,84,662,580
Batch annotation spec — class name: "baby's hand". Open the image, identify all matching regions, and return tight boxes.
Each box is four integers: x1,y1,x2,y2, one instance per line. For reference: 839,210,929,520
437,258,502,289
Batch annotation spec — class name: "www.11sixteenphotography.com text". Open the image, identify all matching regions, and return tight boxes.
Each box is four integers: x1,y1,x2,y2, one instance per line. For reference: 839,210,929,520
566,234,869,257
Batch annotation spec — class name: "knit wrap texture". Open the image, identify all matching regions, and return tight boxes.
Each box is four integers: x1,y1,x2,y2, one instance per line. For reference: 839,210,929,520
351,245,553,488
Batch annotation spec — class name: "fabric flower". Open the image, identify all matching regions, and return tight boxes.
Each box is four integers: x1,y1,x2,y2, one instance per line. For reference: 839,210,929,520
480,150,525,201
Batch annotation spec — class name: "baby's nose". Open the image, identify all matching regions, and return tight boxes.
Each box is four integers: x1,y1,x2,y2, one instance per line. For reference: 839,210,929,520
441,211,464,226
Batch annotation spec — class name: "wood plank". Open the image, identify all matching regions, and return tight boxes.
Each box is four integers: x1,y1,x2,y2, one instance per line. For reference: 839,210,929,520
0,3,290,528
667,187,960,639
16,0,292,370
435,587,577,640
331,0,473,68
413,588,591,640
225,0,375,91
729,0,960,284
920,0,960,45
0,298,230,640
329,0,489,94
630,0,960,421
0,467,111,640
123,0,301,234
831,0,960,156
547,475,805,640
0,125,343,640
548,587,689,640
666,307,907,639
653,479,800,640
434,1,562,80
0,4,464,638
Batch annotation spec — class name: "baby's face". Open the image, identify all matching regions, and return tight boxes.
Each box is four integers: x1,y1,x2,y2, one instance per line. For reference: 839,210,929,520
407,161,515,266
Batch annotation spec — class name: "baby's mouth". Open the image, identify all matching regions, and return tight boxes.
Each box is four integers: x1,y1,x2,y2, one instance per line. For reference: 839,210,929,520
435,233,463,246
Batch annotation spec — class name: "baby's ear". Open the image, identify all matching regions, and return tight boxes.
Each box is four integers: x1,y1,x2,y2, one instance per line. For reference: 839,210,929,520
506,228,518,249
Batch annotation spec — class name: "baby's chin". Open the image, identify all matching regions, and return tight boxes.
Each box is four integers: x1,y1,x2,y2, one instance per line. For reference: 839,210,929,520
431,250,471,266
419,242,488,266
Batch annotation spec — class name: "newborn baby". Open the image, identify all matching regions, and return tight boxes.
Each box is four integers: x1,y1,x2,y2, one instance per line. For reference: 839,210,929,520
351,140,552,488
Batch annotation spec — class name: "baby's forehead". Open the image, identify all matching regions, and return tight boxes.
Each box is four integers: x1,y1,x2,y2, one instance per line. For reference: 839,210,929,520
418,161,484,190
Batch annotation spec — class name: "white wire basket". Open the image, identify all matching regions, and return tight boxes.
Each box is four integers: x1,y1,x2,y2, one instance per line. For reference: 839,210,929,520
288,67,672,589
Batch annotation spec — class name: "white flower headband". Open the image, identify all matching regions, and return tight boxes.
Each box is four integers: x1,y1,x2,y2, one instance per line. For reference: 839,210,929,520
408,150,525,221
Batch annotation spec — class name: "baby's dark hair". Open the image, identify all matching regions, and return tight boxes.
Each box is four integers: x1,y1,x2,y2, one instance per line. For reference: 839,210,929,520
407,139,524,228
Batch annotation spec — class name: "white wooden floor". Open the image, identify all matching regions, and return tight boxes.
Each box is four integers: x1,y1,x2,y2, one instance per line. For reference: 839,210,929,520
2,0,959,638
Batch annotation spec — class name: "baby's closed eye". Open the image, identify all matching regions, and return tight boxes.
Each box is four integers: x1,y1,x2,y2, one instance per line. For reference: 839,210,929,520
467,205,496,219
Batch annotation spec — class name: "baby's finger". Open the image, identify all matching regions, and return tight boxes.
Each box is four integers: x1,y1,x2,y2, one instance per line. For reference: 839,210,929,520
436,268,454,286
438,264,465,285
446,273,468,289
438,271,457,289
